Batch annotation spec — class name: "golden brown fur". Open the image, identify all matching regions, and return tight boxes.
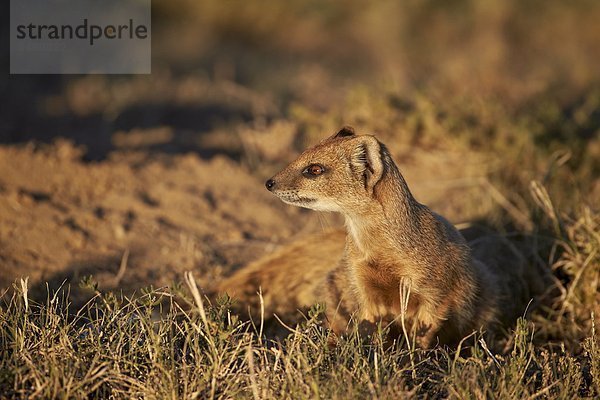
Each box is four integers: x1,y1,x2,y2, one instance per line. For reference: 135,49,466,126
218,229,345,318
219,127,544,347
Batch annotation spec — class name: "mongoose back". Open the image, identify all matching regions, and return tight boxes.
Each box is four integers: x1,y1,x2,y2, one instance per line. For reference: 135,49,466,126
220,127,541,347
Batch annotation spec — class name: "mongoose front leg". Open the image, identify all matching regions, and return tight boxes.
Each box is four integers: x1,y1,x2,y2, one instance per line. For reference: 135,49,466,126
323,264,356,335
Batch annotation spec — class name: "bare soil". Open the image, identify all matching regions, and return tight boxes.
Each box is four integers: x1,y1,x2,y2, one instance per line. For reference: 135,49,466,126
0,140,297,298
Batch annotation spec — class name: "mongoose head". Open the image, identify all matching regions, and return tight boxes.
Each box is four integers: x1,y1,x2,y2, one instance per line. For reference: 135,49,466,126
265,127,388,213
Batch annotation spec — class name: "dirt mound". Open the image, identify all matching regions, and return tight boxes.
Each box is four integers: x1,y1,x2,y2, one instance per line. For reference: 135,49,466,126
0,140,308,298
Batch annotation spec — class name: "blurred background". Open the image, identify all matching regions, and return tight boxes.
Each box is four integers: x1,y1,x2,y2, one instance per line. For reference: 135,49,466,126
4,0,600,153
1,0,598,300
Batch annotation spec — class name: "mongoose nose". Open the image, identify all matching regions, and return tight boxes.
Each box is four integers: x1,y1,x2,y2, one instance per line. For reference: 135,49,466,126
265,179,276,191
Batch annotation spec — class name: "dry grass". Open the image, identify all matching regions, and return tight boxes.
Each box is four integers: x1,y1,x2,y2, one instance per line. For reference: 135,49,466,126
2,81,599,397
0,243,596,399
2,1,599,398
2,84,598,397
1,182,598,398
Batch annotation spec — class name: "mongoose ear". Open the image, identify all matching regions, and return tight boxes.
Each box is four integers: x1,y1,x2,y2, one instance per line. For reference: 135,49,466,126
327,126,356,141
351,136,384,193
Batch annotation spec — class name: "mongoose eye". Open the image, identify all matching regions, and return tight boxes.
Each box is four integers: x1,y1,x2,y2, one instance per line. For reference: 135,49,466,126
303,164,325,177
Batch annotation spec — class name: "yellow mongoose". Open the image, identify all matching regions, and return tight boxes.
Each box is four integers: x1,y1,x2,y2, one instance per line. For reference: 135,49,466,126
220,127,541,347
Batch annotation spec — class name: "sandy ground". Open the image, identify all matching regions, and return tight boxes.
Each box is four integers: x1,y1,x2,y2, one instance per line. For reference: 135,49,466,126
0,140,301,298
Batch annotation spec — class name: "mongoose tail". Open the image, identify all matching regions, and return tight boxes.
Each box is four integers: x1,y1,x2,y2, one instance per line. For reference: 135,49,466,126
217,228,345,319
